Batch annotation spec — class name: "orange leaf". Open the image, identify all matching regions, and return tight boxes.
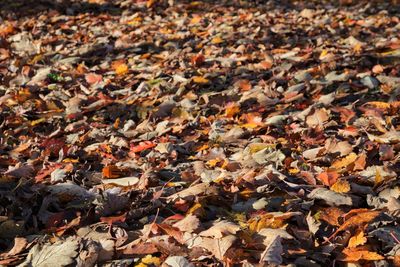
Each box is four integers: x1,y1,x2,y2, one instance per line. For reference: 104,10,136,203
211,36,223,44
190,16,202,24
191,54,205,67
224,102,240,118
331,152,357,170
236,79,252,91
102,165,124,179
241,113,263,129
112,61,129,76
327,210,380,242
147,0,156,8
259,60,273,70
348,231,367,248
330,179,351,193
365,101,391,110
317,170,339,186
372,64,384,74
341,247,384,261
130,141,156,153
192,76,209,84
0,23,14,37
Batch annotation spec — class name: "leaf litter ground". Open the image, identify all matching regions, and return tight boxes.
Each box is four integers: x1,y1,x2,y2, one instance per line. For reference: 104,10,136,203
1,0,400,266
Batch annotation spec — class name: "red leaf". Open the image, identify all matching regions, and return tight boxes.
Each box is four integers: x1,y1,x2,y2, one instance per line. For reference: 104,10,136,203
130,141,156,153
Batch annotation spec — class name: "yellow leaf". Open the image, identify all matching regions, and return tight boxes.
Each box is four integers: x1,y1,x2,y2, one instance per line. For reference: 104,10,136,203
115,63,128,75
248,143,274,154
348,231,367,248
319,50,329,58
289,168,300,174
211,36,223,44
187,202,205,217
353,43,362,53
196,144,209,152
31,118,46,126
190,16,201,24
331,152,357,170
379,49,400,57
207,158,222,167
192,76,209,84
375,169,383,185
141,255,161,265
62,158,79,163
330,179,351,193
365,101,391,109
224,103,240,118
248,213,287,232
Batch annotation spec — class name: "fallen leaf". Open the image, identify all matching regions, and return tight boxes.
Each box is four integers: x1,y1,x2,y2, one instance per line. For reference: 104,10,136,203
85,73,103,85
192,76,209,84
327,210,380,242
340,247,384,261
306,108,329,127
331,152,357,170
330,180,351,193
318,170,339,186
348,231,367,248
259,236,283,265
19,238,79,267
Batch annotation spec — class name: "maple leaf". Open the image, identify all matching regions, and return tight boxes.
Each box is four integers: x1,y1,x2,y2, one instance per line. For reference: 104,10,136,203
326,210,380,242
348,231,367,248
318,170,339,186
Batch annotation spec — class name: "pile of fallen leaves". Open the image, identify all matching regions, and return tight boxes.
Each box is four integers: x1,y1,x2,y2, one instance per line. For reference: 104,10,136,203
1,0,400,265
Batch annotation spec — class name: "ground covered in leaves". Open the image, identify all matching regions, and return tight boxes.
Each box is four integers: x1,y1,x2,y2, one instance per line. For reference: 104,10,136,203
1,0,400,266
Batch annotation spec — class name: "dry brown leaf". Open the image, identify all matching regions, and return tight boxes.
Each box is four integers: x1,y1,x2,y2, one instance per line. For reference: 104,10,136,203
172,214,200,233
306,108,329,127
319,207,345,226
199,220,240,238
196,235,236,261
